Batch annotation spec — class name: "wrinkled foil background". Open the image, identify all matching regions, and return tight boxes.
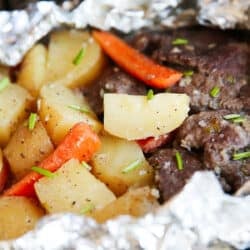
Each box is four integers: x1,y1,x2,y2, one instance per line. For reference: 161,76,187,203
0,1,250,249
0,0,249,66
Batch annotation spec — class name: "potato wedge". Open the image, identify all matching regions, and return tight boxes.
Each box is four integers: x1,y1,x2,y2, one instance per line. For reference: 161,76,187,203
104,93,190,140
45,29,105,88
34,159,116,214
0,197,44,240
39,84,102,145
0,83,33,147
91,186,159,223
91,134,154,196
4,119,54,180
18,44,47,97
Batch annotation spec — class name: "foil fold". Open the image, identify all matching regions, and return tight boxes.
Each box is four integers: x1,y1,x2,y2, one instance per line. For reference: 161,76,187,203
1,172,250,250
0,0,249,66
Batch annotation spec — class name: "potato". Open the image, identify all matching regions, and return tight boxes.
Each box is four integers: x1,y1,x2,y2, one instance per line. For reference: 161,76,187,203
34,159,116,214
104,93,190,140
18,44,47,97
0,197,44,240
91,186,159,223
4,119,54,180
0,83,33,147
91,134,154,196
0,149,8,193
39,84,102,145
0,65,10,78
45,29,105,88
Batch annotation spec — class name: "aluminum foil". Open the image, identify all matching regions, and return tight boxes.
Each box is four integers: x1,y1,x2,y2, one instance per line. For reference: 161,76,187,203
0,0,249,66
1,171,250,250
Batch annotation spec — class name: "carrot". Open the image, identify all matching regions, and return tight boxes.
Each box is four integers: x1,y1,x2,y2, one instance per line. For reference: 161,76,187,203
4,122,101,197
92,31,182,89
137,133,173,153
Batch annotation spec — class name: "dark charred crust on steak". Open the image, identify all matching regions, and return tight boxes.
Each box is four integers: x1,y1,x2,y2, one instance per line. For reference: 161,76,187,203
148,148,203,201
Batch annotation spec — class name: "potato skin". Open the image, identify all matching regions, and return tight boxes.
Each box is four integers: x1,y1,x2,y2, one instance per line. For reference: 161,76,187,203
0,196,44,240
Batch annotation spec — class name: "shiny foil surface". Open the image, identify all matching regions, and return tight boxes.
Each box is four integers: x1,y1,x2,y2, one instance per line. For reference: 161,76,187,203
1,172,250,250
0,0,249,66
0,1,250,249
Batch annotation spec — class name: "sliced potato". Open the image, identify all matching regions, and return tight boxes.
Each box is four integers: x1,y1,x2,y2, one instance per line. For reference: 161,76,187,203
45,29,105,88
4,119,54,180
91,134,154,196
39,84,102,145
34,159,116,214
0,83,33,147
0,196,44,240
18,44,47,97
104,93,190,140
91,186,159,223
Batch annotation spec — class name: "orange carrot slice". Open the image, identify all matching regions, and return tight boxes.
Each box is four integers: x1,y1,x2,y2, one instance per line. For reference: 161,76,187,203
93,31,182,89
4,122,101,197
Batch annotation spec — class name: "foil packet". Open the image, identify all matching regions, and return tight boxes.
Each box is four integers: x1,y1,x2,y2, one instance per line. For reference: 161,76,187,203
1,172,250,250
0,0,249,66
0,1,250,249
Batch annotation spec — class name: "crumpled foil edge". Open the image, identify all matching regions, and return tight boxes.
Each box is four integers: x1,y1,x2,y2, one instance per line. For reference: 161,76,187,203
1,171,250,250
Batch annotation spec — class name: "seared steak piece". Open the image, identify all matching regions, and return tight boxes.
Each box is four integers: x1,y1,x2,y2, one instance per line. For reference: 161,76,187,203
148,148,203,201
82,66,147,116
176,110,250,192
129,28,249,113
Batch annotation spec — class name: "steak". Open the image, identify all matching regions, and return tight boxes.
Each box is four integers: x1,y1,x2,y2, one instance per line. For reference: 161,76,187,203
148,148,203,201
82,66,147,117
129,28,249,113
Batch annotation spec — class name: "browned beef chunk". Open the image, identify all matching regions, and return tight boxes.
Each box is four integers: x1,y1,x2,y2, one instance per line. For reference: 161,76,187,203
148,148,203,201
129,28,249,113
176,110,250,192
81,66,147,116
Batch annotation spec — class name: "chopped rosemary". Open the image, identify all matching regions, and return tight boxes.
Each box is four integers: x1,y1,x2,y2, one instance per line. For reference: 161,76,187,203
0,77,10,92
122,159,141,173
223,114,245,123
183,70,194,77
210,86,220,98
68,104,90,114
172,38,189,46
147,89,154,100
31,166,56,178
28,113,37,130
175,151,183,170
81,161,92,171
233,151,250,161
80,203,95,214
73,47,86,65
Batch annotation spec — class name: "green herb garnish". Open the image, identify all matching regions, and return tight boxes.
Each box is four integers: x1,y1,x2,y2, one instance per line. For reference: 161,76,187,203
183,70,194,77
147,89,154,100
31,166,56,178
233,151,250,161
122,159,141,173
0,77,10,92
81,161,92,171
80,203,95,214
73,47,86,65
210,86,220,98
28,113,37,130
68,104,90,114
175,151,183,170
223,114,245,124
172,38,189,46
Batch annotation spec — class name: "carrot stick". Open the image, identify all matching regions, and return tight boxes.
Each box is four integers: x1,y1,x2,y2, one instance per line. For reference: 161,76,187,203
4,122,101,197
92,31,182,89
